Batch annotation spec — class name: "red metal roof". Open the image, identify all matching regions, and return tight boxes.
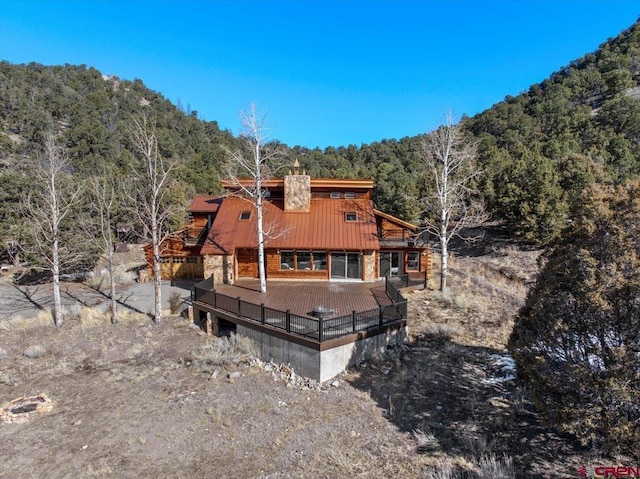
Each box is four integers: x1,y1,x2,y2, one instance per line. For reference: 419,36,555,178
189,196,223,213
200,197,380,254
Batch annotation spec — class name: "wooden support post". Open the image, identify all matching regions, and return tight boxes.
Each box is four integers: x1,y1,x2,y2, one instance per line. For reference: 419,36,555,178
261,303,265,325
206,312,212,336
187,305,194,323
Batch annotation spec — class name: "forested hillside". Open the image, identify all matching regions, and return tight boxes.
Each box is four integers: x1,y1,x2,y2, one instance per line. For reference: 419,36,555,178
1,19,639,258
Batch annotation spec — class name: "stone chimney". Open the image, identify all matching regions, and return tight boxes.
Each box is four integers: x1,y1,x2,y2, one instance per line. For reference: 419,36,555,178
284,160,311,212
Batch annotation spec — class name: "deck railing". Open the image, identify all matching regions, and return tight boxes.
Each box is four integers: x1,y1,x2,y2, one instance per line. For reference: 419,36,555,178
192,283,407,343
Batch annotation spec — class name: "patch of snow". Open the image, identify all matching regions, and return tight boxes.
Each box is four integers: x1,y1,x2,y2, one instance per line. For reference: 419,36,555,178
482,353,517,384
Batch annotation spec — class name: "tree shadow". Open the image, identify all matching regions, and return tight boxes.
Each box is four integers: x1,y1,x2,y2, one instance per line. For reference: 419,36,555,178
10,284,46,312
346,332,586,478
82,283,147,316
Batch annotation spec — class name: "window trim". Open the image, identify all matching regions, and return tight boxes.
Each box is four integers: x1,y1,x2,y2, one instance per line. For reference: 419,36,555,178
239,210,251,220
345,211,357,222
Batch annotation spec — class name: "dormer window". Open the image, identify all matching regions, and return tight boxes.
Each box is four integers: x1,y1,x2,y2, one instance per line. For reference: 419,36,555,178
345,211,357,222
239,211,251,220
330,192,341,199
344,192,355,199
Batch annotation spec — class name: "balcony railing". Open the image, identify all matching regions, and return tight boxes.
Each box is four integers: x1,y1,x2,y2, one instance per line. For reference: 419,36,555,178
192,283,407,343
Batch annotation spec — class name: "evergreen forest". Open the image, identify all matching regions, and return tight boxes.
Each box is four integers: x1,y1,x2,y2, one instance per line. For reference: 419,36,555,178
1,20,640,252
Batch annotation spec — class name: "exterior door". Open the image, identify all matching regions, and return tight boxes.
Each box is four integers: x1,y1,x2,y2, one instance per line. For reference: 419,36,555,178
237,248,258,278
330,252,361,279
380,251,402,277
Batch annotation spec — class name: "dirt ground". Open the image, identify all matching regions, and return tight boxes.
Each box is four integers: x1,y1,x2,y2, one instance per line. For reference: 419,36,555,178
0,238,606,478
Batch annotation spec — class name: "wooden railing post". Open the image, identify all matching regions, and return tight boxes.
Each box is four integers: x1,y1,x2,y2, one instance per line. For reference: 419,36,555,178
261,303,265,324
286,309,291,333
352,310,357,333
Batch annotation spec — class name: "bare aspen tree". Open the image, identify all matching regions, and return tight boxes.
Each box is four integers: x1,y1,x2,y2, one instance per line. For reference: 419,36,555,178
128,111,178,324
85,171,120,324
421,113,487,292
22,133,83,326
224,104,282,294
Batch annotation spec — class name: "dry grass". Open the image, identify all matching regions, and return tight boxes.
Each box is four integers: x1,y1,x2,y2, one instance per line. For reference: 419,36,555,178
23,344,46,358
194,333,260,366
168,290,182,314
478,453,516,479
0,237,592,478
0,306,153,331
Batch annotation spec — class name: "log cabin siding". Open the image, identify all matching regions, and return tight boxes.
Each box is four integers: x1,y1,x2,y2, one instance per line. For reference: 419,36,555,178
266,250,329,280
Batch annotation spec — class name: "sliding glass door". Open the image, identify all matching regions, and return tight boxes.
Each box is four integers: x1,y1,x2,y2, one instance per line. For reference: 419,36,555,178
330,252,361,279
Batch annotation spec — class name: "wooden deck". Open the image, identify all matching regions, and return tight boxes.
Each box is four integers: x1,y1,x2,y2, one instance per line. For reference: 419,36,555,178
213,279,393,318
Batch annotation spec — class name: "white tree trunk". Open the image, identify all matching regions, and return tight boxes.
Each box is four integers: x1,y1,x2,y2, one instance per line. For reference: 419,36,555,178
152,221,162,324
256,194,267,294
52,235,63,327
440,216,448,292
49,149,63,327
108,247,118,324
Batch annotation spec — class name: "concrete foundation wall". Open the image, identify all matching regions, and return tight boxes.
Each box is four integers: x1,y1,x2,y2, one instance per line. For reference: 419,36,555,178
237,324,408,382
320,326,407,381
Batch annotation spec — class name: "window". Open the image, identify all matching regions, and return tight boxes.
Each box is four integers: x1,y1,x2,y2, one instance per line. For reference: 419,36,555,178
407,252,420,270
239,211,251,220
296,251,311,270
280,251,294,270
344,192,355,199
345,211,357,222
330,191,341,199
313,251,327,270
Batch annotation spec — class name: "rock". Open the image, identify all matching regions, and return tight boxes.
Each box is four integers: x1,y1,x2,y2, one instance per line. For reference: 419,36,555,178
209,370,219,380
380,365,392,375
228,371,241,379
331,380,340,387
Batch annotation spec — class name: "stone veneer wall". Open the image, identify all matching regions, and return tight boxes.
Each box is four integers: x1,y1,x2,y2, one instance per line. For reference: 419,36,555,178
363,251,377,281
203,254,234,285
284,175,311,212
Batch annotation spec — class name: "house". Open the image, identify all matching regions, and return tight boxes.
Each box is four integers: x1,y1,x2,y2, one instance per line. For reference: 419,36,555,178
145,161,430,284
145,162,430,381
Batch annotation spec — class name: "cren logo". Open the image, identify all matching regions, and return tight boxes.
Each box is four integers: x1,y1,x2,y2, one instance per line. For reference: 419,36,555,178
578,466,640,478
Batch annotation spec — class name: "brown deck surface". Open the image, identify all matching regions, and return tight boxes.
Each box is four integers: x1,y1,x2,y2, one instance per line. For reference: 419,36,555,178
214,279,393,318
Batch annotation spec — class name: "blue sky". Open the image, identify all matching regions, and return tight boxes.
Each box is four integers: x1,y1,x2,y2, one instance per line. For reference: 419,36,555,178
1,1,638,149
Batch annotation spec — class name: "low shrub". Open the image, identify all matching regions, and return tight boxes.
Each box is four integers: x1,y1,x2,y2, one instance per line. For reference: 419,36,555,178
23,344,46,358
168,291,182,314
